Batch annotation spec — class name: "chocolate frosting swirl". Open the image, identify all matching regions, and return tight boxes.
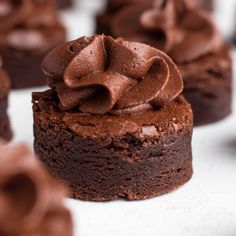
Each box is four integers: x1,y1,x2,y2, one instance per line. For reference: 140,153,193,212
0,144,73,236
111,0,221,63
42,35,183,115
0,0,65,52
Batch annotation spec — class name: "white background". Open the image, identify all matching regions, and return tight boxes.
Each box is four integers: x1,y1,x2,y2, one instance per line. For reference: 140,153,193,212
8,1,236,235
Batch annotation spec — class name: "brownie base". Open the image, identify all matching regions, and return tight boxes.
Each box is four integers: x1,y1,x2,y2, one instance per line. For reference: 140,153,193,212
56,0,72,9
183,89,231,126
179,44,232,126
33,90,193,201
0,95,12,141
0,49,48,89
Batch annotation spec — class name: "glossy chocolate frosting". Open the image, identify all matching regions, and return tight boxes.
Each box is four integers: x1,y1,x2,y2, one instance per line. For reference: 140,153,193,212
42,35,183,115
111,0,221,63
0,0,65,52
0,144,73,236
0,56,10,98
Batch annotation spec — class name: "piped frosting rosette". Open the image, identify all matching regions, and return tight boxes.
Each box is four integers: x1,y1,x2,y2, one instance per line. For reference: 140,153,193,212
42,35,183,115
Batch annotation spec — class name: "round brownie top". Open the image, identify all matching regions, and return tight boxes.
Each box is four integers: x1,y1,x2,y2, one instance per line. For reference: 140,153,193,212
111,0,221,63
0,0,65,53
0,143,73,236
32,90,192,139
42,35,183,115
0,56,10,98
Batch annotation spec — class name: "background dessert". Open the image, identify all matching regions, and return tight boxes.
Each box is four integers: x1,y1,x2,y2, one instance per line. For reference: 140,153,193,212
0,0,66,89
0,143,73,236
96,0,214,35
0,56,12,141
56,0,73,9
33,35,193,201
109,0,232,125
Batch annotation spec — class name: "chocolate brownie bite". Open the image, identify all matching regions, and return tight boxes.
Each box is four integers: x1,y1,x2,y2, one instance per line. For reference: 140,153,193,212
0,57,12,141
96,0,213,35
110,0,232,126
56,0,72,9
178,45,232,126
0,0,66,89
33,35,193,201
0,143,73,236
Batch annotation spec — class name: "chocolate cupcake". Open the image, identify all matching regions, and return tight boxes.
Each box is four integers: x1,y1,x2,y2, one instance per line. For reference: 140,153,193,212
33,35,193,201
0,57,12,141
96,0,213,35
56,0,72,9
110,0,232,126
0,0,66,89
0,143,73,236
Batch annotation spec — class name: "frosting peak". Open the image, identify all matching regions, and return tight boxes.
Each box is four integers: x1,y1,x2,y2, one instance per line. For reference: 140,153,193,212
42,35,183,115
111,0,221,63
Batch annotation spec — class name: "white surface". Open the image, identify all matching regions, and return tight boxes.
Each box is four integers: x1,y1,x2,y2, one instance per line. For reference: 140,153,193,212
214,0,236,40
8,1,236,236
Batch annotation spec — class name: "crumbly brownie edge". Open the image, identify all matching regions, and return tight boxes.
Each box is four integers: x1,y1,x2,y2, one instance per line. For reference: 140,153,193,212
0,95,12,141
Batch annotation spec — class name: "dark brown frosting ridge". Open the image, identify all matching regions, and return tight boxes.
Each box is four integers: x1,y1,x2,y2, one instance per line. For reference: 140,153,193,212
111,0,221,63
0,144,73,236
42,35,183,115
0,0,65,52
